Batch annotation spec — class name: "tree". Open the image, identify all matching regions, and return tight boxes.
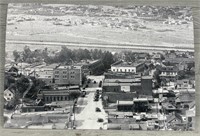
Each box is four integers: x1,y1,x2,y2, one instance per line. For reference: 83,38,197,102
13,50,20,62
178,70,186,80
69,90,81,100
22,46,32,61
56,46,73,63
102,51,114,70
153,69,161,88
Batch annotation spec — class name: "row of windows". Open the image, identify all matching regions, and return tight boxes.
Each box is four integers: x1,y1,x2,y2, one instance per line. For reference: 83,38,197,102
162,72,177,75
112,69,134,72
45,96,69,101
54,75,76,79
55,71,76,74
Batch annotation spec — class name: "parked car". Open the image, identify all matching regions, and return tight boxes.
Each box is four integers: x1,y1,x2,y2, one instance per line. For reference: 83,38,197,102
99,81,102,87
97,118,104,122
95,107,101,112
81,91,86,97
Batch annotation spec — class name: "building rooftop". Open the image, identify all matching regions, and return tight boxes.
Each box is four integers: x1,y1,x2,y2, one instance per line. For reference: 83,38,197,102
57,65,82,69
117,100,133,105
133,98,149,102
111,60,144,67
45,63,60,69
109,111,135,116
141,76,152,79
103,82,141,86
104,78,141,83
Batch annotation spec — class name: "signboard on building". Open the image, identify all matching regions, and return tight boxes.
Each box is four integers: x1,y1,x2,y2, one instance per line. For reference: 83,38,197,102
121,86,130,92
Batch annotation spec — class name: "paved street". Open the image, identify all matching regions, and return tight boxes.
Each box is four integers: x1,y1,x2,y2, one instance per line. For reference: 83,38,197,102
75,76,108,129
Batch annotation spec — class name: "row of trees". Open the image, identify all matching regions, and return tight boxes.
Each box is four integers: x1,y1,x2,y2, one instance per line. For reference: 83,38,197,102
13,46,116,72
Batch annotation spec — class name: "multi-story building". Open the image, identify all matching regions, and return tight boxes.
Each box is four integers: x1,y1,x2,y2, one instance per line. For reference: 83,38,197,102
111,60,145,74
159,66,178,81
54,65,82,86
76,59,103,75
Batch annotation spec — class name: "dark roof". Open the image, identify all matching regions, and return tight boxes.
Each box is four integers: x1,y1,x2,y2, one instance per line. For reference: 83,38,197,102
176,92,195,103
104,78,141,83
165,57,194,64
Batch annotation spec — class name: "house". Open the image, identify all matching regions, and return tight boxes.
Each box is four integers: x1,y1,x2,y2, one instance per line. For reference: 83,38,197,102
152,53,163,60
162,103,177,114
166,113,186,130
4,88,15,102
8,66,19,73
175,79,194,89
54,65,82,86
111,60,145,74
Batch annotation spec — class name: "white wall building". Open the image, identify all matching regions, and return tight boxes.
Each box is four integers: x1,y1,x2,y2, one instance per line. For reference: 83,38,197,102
111,60,144,73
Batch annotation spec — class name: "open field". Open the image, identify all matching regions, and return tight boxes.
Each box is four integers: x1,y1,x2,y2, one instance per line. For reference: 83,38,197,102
5,4,194,60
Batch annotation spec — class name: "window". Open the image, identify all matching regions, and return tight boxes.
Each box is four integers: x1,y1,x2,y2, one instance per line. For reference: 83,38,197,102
55,75,59,78
71,76,75,78
63,75,67,79
9,93,12,96
113,69,115,72
71,70,75,74
63,71,67,74
55,71,59,74
129,69,130,72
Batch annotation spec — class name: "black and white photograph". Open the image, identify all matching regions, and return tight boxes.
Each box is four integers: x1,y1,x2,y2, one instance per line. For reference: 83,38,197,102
3,3,195,130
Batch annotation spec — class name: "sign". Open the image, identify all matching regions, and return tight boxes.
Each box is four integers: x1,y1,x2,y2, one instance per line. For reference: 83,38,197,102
121,86,130,92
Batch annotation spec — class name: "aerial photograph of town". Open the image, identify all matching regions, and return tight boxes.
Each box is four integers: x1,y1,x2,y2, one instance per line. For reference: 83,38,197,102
4,3,195,131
